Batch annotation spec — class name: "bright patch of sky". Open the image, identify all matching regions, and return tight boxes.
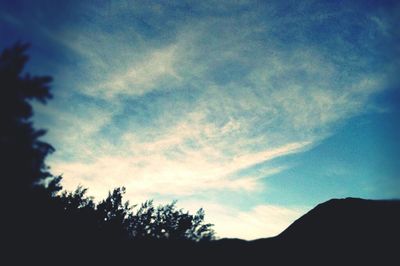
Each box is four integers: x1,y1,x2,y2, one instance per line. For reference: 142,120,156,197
1,0,399,240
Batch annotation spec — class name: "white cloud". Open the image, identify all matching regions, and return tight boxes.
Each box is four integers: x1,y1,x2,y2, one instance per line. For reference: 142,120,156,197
46,22,385,206
52,126,308,201
84,44,181,98
32,0,392,240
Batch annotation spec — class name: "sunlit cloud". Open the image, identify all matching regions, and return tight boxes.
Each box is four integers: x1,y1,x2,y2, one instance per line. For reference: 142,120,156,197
44,3,388,203
45,7,386,215
23,0,396,239
53,120,309,200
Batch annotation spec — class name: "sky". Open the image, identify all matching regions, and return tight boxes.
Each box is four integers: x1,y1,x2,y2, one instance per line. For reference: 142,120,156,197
1,0,399,240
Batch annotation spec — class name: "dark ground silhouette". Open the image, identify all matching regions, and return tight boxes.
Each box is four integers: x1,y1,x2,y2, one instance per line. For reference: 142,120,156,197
2,43,399,265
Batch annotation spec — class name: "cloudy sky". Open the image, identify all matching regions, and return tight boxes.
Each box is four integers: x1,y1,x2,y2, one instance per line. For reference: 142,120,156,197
1,0,399,240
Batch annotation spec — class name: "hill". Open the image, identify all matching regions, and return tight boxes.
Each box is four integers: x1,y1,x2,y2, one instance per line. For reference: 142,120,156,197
215,197,400,265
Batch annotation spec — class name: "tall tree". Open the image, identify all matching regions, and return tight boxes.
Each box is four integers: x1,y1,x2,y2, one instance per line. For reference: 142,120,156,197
0,43,55,192
0,42,62,263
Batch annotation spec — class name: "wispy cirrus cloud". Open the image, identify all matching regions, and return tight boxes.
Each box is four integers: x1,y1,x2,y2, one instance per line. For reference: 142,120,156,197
41,0,388,206
83,44,181,98
53,110,310,201
23,0,397,239
39,1,390,194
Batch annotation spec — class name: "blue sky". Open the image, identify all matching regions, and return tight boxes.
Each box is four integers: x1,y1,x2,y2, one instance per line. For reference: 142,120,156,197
1,0,399,240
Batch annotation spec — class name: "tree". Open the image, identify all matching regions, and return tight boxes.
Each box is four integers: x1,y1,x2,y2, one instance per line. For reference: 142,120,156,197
96,187,133,240
0,42,65,264
129,200,214,241
0,43,55,192
91,187,215,242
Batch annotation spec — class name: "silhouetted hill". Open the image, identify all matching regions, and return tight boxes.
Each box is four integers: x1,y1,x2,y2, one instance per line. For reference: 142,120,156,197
278,197,400,264
217,197,400,265
278,197,400,241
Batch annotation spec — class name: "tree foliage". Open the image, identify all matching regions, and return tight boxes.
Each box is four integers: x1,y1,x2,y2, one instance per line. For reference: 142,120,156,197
57,186,215,242
0,42,54,192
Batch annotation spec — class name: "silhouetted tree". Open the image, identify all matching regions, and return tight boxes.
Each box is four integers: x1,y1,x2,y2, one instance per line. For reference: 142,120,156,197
0,43,62,260
95,187,133,240
128,200,214,241
60,186,215,242
0,43,55,192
